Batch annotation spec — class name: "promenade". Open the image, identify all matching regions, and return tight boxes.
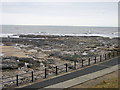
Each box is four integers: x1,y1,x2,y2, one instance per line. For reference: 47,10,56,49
21,56,119,89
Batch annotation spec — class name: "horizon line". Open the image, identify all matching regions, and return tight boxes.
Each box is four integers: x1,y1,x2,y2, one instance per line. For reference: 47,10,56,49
0,24,118,27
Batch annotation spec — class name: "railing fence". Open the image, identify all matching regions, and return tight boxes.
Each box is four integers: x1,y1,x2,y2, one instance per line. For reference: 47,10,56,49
2,50,120,88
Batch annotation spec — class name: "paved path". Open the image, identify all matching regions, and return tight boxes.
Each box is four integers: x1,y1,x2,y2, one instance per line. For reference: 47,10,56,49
19,57,119,89
45,65,118,89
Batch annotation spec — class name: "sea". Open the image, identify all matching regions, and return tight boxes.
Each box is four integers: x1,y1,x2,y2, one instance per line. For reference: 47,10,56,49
0,25,119,38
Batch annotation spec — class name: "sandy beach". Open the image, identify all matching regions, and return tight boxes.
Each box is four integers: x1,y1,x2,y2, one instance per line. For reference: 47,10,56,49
0,46,28,58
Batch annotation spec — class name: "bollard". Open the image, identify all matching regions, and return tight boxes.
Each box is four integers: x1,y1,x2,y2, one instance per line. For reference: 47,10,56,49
74,61,76,69
100,55,102,62
56,66,58,75
94,56,96,63
88,58,90,65
82,60,84,67
65,63,68,72
32,71,34,82
16,75,19,86
45,68,47,78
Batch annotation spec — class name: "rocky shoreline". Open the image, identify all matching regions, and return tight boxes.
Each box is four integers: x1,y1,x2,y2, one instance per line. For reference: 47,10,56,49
1,35,119,87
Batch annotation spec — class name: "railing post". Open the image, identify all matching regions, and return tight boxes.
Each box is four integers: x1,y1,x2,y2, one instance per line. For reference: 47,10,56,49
113,51,115,57
32,71,34,82
82,60,84,67
88,58,90,65
94,56,96,63
116,51,117,56
100,55,102,62
111,52,113,57
16,75,18,86
117,51,119,56
103,54,105,60
105,54,107,60
115,51,117,56
56,66,58,75
108,53,111,59
117,51,118,56
45,68,47,78
65,63,68,72
109,53,111,58
114,51,116,56
74,61,76,69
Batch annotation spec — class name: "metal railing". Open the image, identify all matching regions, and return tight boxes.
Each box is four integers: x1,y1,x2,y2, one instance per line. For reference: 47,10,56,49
1,51,120,88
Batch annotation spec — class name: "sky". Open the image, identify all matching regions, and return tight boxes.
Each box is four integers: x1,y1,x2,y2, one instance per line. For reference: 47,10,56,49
0,0,119,27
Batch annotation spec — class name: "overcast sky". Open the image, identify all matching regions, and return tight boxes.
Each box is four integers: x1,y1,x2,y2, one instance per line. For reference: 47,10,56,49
0,0,118,27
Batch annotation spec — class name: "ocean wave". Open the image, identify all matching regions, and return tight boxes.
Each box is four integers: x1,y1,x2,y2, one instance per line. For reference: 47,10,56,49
0,33,119,38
